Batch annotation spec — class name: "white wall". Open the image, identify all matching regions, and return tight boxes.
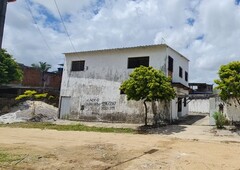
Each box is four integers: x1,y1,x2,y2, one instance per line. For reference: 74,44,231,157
60,45,189,123
189,99,210,113
63,46,167,84
225,99,240,122
171,98,178,120
167,47,189,87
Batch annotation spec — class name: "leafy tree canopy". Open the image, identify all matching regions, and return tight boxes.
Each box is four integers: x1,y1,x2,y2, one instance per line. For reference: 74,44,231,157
214,61,240,105
120,66,176,102
0,49,22,84
120,66,176,125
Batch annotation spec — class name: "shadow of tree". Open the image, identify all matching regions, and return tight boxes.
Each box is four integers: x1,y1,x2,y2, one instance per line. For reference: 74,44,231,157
177,115,207,125
137,125,187,135
104,149,158,170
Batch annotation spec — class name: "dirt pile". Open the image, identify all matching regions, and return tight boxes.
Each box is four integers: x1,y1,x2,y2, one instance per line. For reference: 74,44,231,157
0,100,58,124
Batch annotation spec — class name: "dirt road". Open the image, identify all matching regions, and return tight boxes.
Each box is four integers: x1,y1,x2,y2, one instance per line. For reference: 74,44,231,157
1,127,240,170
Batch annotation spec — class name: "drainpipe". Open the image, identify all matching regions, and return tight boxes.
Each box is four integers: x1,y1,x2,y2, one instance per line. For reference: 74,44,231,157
166,46,173,123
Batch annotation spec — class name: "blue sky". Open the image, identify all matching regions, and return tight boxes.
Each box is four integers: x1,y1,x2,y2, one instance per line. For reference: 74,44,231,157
3,0,240,83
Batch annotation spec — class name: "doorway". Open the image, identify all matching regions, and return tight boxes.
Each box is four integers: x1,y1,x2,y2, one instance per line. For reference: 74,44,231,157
59,96,71,119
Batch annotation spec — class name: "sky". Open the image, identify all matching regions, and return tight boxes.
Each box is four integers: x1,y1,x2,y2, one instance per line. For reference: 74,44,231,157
3,0,240,84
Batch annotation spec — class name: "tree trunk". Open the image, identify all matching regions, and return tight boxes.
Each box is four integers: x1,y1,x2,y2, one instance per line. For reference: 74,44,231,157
41,71,46,93
143,100,148,126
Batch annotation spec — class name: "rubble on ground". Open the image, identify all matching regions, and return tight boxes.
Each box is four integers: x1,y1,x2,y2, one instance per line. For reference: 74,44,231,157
0,100,58,124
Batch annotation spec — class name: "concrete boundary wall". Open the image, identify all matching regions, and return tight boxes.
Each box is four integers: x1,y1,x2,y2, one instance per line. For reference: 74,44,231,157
189,99,210,113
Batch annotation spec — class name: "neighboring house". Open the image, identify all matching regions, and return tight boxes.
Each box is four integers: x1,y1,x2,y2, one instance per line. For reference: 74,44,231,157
188,83,215,114
0,64,62,113
59,44,189,123
189,83,213,96
20,64,62,90
188,83,240,124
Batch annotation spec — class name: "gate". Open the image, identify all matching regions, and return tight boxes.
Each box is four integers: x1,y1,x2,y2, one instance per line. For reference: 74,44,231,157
59,96,71,119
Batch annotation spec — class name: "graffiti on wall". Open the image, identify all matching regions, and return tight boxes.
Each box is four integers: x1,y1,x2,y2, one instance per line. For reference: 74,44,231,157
85,98,116,110
85,98,100,106
101,101,116,110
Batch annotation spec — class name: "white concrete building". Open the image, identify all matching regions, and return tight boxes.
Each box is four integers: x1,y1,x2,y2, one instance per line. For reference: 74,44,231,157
59,44,189,123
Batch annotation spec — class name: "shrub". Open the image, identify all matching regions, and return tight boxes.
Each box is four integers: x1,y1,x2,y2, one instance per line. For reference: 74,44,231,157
213,112,228,128
34,93,48,99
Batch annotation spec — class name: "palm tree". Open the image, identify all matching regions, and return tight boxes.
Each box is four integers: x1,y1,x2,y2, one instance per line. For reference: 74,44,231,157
31,62,51,89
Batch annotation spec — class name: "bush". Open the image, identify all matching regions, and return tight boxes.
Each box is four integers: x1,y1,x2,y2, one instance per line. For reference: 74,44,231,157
213,112,228,128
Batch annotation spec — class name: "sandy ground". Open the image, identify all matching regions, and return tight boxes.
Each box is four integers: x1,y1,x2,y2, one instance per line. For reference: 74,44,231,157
1,125,240,170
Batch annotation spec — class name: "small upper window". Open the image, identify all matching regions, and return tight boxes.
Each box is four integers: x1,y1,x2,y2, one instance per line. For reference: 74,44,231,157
179,67,183,78
168,56,174,72
71,60,85,71
128,56,149,69
185,71,188,82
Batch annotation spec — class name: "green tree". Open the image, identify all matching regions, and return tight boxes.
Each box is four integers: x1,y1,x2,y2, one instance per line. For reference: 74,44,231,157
120,66,176,126
214,61,240,106
31,62,51,88
0,49,22,84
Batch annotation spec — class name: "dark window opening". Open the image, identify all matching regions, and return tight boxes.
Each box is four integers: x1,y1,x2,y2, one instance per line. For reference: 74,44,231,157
178,98,182,112
179,67,183,78
185,71,188,82
71,60,85,71
168,56,174,72
128,56,149,69
184,98,187,107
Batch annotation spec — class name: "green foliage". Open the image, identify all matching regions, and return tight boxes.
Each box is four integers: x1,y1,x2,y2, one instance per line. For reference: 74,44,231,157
120,66,176,125
15,90,48,101
31,61,51,72
34,93,48,99
213,112,228,129
0,49,23,84
48,95,54,100
120,66,176,102
214,61,240,105
0,150,22,163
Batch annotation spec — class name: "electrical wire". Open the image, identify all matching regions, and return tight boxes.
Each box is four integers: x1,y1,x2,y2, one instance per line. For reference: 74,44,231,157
53,0,76,52
25,0,56,58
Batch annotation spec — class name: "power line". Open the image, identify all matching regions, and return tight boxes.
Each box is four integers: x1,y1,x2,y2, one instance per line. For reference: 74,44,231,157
53,0,76,52
25,0,56,58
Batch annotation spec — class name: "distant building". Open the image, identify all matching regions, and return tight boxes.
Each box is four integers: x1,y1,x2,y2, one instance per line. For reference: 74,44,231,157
59,44,190,123
0,64,62,113
189,83,213,94
19,64,62,89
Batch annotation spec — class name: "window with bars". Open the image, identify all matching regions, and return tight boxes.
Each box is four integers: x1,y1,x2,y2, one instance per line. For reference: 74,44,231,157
127,56,149,69
71,60,85,71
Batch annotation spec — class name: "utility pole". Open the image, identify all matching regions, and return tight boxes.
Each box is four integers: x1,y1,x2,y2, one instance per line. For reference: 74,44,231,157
0,0,16,49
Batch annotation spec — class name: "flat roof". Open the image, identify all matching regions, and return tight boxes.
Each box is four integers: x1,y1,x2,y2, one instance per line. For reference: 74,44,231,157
64,44,189,61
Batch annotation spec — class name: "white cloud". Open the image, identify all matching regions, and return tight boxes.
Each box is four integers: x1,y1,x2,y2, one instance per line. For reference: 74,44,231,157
2,0,240,83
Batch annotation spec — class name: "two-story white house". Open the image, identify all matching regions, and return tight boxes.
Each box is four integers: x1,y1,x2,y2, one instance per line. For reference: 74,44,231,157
59,44,189,123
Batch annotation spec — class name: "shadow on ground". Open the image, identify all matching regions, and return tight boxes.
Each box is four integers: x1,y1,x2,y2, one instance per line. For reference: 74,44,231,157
137,125,187,135
104,149,159,170
177,114,207,125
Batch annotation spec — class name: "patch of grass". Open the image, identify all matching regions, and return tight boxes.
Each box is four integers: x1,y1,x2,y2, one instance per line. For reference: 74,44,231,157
0,122,135,134
0,150,22,163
